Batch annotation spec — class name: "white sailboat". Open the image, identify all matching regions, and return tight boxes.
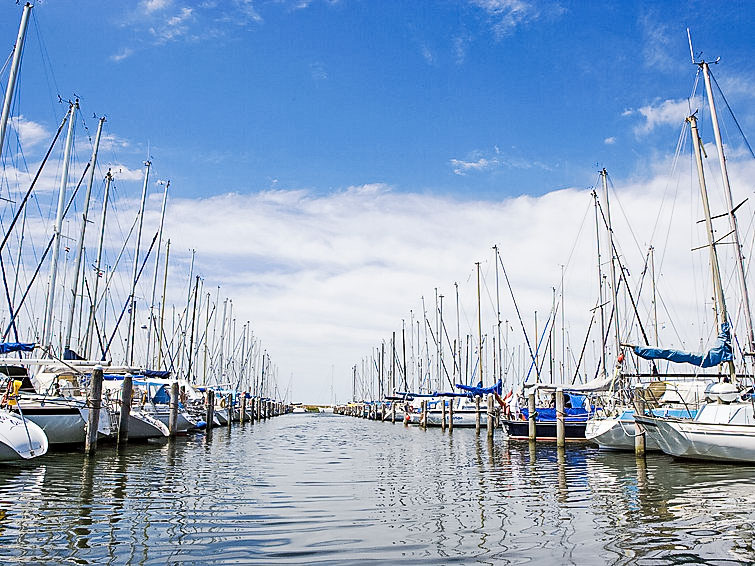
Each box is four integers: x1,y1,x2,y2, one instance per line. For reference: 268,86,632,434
632,51,755,463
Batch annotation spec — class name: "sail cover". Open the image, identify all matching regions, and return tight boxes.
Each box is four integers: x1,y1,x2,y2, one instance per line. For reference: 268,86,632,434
0,342,34,354
634,322,733,368
455,379,503,397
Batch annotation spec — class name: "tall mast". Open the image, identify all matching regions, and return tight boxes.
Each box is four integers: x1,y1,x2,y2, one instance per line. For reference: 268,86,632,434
476,261,483,385
402,320,407,391
439,294,444,390
125,160,151,364
455,282,461,385
0,3,32,157
156,238,170,369
85,169,112,358
218,297,228,385
493,246,503,385
186,274,199,381
592,190,607,376
601,168,621,361
42,100,77,352
700,61,755,358
146,180,169,366
64,116,105,354
688,114,735,379
650,247,659,344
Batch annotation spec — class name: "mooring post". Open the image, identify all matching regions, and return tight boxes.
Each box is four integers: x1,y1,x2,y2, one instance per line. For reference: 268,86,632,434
421,400,428,429
528,393,536,442
85,365,104,454
486,394,494,438
391,402,396,423
228,394,234,427
205,389,215,433
240,393,247,423
475,396,481,434
556,389,565,448
169,381,180,437
118,373,133,444
441,399,447,431
633,394,646,456
448,398,454,432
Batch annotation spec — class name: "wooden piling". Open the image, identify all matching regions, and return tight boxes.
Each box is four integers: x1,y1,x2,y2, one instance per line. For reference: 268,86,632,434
441,399,447,430
475,396,481,434
448,398,454,432
527,393,536,442
118,373,133,444
556,389,565,448
205,389,215,432
168,381,180,437
240,394,247,423
633,395,646,456
381,403,386,422
486,394,494,438
85,365,104,454
391,402,396,423
421,400,428,429
227,394,234,427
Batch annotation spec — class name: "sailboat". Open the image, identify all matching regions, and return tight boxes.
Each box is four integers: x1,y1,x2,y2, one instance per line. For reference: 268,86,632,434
632,52,755,463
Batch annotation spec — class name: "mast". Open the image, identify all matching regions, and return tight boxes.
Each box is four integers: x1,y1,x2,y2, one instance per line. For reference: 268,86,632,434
156,238,170,369
0,3,32,156
218,297,228,385
476,261,483,385
700,61,755,359
592,190,607,376
41,100,77,352
439,294,444,390
650,247,659,344
125,160,151,365
146,180,169,366
64,116,105,354
688,114,735,379
493,246,503,385
186,274,199,381
601,169,621,362
85,170,112,358
402,321,407,391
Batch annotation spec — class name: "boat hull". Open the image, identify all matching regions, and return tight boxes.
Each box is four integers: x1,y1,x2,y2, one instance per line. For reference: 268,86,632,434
502,418,587,441
0,409,48,461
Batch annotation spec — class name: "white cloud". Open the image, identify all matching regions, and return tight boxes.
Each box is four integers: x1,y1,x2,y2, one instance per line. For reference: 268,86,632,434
110,47,134,62
451,157,495,175
450,147,553,175
470,0,563,37
626,97,701,136
108,163,146,182
10,116,49,149
639,11,675,71
604,136,616,145
141,0,173,14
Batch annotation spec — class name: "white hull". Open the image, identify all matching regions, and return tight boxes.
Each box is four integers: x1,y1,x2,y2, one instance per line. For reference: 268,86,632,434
215,408,229,425
637,402,755,463
586,414,660,451
0,409,48,461
18,397,112,445
144,406,197,433
119,409,170,439
426,409,488,427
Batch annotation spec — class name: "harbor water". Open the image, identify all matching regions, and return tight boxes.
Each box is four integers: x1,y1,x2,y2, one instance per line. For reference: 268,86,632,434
1,413,754,565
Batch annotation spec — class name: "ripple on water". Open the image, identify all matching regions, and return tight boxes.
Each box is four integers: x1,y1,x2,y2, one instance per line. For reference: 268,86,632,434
1,416,755,564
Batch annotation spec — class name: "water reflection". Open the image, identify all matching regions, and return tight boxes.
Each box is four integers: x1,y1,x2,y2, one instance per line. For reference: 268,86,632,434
0,417,754,564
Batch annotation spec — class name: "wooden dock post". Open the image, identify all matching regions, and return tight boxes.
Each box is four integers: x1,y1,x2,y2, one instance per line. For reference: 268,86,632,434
240,394,247,423
256,397,261,421
556,389,565,448
381,402,386,422
391,402,396,423
118,373,133,444
633,395,646,456
421,400,428,429
486,394,494,438
85,365,104,454
227,394,234,428
448,399,454,432
441,399,447,430
205,389,215,432
475,396,481,434
527,393,536,442
168,381,180,437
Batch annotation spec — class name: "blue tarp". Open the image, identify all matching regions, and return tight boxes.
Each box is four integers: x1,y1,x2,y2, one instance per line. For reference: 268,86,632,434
455,379,503,397
634,322,733,368
0,342,34,354
521,407,589,421
143,369,171,378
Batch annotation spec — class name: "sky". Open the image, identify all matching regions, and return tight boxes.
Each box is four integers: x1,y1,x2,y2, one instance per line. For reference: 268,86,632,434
1,0,754,403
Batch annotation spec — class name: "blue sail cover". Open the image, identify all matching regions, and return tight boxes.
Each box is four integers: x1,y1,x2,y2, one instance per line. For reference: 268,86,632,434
634,322,733,368
0,342,34,354
455,379,503,397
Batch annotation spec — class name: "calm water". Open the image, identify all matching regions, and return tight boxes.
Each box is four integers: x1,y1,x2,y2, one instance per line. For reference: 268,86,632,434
1,414,755,565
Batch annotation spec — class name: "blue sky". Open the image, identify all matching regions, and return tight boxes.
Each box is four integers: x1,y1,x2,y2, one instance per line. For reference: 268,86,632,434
2,1,755,402
4,0,753,199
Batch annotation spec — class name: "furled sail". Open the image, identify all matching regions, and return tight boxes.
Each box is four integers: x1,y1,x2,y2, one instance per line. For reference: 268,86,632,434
633,322,733,368
0,342,34,354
